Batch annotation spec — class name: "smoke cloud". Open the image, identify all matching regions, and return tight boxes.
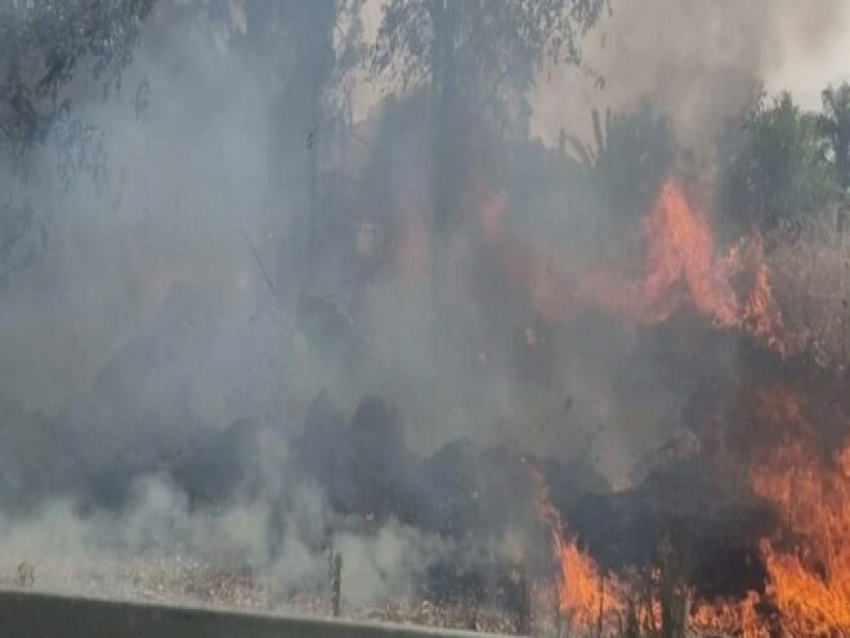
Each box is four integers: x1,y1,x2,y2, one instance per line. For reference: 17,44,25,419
0,0,845,620
533,0,850,146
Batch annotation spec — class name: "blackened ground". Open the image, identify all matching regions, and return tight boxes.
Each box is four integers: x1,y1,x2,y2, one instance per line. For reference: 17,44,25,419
294,392,608,541
569,459,775,599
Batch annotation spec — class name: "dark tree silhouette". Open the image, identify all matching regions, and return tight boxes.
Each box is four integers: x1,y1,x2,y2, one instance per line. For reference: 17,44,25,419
718,92,840,236
0,0,154,285
370,0,606,303
820,82,850,191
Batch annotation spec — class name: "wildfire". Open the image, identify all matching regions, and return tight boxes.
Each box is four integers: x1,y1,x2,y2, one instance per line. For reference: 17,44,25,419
531,469,627,635
533,386,850,637
498,180,846,635
689,592,767,637
638,180,739,326
750,390,850,636
533,468,765,636
477,177,793,355
581,180,791,354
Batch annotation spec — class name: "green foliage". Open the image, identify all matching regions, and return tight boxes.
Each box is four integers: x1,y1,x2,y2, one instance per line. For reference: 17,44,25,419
0,0,154,177
373,0,606,79
371,0,606,135
718,92,841,231
819,82,850,189
569,102,676,221
367,0,606,261
0,0,153,286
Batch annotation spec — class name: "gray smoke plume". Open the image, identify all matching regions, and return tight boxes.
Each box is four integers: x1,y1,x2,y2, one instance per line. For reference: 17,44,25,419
0,0,845,618
533,0,850,147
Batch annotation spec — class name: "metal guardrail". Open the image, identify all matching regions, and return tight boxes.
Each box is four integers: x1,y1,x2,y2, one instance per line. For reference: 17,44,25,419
0,589,511,638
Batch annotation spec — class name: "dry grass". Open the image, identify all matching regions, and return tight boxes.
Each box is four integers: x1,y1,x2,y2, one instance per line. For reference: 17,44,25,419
766,230,850,370
0,555,542,635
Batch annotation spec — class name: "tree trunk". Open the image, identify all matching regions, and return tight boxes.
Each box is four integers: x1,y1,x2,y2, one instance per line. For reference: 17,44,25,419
836,133,849,190
428,0,463,325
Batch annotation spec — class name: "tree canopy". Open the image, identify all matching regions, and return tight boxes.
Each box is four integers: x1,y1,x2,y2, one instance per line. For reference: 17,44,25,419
0,0,154,178
372,0,606,134
0,0,153,285
569,103,675,223
718,91,841,233
819,82,850,191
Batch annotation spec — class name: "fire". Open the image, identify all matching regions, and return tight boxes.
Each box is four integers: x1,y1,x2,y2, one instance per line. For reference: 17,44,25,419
726,235,790,355
749,391,850,635
639,180,739,326
839,444,850,478
501,180,846,634
477,177,792,354
553,535,624,630
531,469,627,635
689,592,767,637
533,469,765,636
533,386,850,637
583,180,789,353
473,184,574,322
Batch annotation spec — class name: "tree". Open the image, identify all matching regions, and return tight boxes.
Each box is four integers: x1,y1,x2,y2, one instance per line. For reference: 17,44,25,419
0,0,154,284
819,82,850,191
371,0,606,296
273,2,339,291
569,102,675,223
0,0,154,177
717,92,840,236
222,1,361,296
372,0,605,129
128,1,359,298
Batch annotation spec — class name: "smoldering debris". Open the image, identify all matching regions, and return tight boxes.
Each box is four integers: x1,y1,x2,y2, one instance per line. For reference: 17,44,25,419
0,386,611,616
0,1,848,635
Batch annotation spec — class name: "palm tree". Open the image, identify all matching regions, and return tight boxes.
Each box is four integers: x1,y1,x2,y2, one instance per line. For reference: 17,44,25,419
820,83,850,238
820,83,850,190
568,103,675,222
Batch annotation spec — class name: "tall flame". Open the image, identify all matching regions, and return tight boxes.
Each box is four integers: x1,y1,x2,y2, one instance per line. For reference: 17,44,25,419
477,177,792,354
581,180,789,351
534,387,850,638
533,468,764,636
531,469,627,634
750,390,850,635
639,180,739,325
494,179,845,634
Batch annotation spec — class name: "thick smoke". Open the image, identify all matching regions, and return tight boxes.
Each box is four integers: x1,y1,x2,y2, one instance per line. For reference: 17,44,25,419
0,475,446,608
0,0,844,619
533,0,850,147
0,1,450,607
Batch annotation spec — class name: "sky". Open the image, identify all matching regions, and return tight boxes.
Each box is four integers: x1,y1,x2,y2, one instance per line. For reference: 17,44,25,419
354,1,850,146
531,0,850,146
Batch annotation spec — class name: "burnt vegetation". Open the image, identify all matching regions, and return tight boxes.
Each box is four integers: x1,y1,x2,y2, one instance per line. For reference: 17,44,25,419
0,1,848,636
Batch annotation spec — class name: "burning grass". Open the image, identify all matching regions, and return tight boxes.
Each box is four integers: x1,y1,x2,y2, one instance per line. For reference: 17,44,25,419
750,391,850,636
474,173,850,635
481,176,802,358
529,386,850,637
3,176,847,637
766,235,850,370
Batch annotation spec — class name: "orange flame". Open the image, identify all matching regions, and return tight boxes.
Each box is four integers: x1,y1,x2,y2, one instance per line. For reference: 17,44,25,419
533,468,772,635
639,180,739,325
689,592,768,637
476,177,793,353
749,391,850,635
531,469,627,634
533,415,850,638
493,180,845,633
581,180,789,350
